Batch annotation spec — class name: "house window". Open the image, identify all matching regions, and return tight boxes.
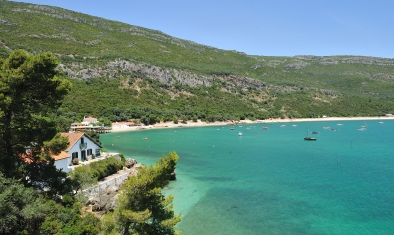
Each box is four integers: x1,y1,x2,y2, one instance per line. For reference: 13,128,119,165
87,149,92,156
72,152,78,159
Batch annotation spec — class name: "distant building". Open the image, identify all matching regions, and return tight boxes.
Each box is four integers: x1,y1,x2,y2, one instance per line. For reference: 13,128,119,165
70,117,111,133
111,121,141,129
81,116,98,126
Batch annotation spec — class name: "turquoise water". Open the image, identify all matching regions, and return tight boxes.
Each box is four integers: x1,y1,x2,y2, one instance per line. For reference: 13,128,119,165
101,120,394,235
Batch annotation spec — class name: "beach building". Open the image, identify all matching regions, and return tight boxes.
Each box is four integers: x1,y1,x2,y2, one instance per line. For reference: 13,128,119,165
111,121,141,129
52,132,102,172
70,116,112,133
81,116,98,125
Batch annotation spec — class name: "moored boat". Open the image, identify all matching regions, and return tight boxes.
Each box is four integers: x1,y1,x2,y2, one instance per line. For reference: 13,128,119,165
304,128,317,141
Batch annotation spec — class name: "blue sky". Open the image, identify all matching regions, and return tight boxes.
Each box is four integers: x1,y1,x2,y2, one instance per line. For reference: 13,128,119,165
13,0,394,58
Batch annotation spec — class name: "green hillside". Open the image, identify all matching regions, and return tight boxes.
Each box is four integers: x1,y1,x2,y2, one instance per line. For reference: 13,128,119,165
1,0,394,124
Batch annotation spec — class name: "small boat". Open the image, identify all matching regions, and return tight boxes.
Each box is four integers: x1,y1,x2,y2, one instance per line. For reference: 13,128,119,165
379,122,384,124
331,128,338,131
323,126,330,129
292,124,297,127
337,123,343,126
311,131,320,134
304,129,317,141
143,137,150,140
263,126,269,130
357,127,366,131
238,132,242,136
360,121,367,129
280,125,286,128
230,126,234,130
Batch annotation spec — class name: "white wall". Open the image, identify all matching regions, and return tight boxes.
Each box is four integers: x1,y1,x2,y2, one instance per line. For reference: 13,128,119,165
61,134,102,170
54,158,70,173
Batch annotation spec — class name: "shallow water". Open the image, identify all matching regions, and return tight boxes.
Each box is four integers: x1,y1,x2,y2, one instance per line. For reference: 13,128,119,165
101,120,394,235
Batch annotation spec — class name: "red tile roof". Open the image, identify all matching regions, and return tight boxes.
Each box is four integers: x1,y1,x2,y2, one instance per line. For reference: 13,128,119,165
51,151,70,161
83,116,98,121
61,132,84,151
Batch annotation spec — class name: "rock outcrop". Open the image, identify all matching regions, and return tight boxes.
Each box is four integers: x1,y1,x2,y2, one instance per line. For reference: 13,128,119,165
84,163,142,213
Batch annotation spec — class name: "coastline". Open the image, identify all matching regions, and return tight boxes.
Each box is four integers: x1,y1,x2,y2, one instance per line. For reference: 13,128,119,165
111,116,394,133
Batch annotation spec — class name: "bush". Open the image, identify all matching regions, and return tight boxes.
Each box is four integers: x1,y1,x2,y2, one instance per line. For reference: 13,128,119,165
89,156,125,181
62,194,74,207
72,158,79,165
119,153,125,163
91,154,96,159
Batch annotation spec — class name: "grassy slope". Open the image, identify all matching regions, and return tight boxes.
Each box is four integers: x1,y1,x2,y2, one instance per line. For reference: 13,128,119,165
1,1,394,121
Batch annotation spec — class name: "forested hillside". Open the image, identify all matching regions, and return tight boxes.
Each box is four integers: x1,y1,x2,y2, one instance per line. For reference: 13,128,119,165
1,0,394,124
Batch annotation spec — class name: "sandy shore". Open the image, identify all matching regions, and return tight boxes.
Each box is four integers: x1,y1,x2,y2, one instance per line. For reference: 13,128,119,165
110,116,394,132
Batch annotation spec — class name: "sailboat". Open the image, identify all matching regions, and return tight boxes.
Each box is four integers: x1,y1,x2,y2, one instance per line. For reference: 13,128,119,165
358,121,367,130
304,128,317,141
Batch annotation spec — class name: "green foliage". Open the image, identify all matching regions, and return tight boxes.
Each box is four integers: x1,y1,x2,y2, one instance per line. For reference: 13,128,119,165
0,172,49,235
0,49,71,177
2,2,393,121
119,153,126,163
69,156,124,193
23,160,73,200
89,156,125,180
39,201,100,235
43,133,69,156
68,164,97,194
113,152,181,235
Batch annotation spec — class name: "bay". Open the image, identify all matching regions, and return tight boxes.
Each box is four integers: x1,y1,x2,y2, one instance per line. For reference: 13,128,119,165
101,120,394,235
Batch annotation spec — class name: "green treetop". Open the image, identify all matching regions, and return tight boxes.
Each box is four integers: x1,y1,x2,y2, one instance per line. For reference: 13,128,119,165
0,49,71,178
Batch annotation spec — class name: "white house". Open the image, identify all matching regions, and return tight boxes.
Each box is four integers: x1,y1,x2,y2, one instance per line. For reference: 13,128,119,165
52,132,102,172
81,116,99,126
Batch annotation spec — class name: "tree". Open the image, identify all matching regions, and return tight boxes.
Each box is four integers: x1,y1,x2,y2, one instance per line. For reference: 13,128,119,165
110,152,181,235
0,172,49,235
0,49,71,177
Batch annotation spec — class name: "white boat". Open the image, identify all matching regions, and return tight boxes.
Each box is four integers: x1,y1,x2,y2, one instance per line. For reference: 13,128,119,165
280,125,286,128
263,126,269,130
238,132,242,136
360,121,367,129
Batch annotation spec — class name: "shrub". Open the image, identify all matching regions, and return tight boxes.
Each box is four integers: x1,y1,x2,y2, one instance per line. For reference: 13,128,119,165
119,153,125,163
89,156,125,181
72,158,79,165
91,154,96,159
62,194,74,207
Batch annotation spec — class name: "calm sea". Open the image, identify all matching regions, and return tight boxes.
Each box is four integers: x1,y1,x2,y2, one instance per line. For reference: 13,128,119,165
101,120,394,235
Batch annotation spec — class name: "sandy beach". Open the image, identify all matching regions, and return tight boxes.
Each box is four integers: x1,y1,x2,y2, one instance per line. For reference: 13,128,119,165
111,116,394,132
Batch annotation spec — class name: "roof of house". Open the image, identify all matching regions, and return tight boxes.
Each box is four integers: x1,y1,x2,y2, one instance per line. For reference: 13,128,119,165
61,132,85,151
50,132,102,161
51,151,70,161
83,116,98,121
